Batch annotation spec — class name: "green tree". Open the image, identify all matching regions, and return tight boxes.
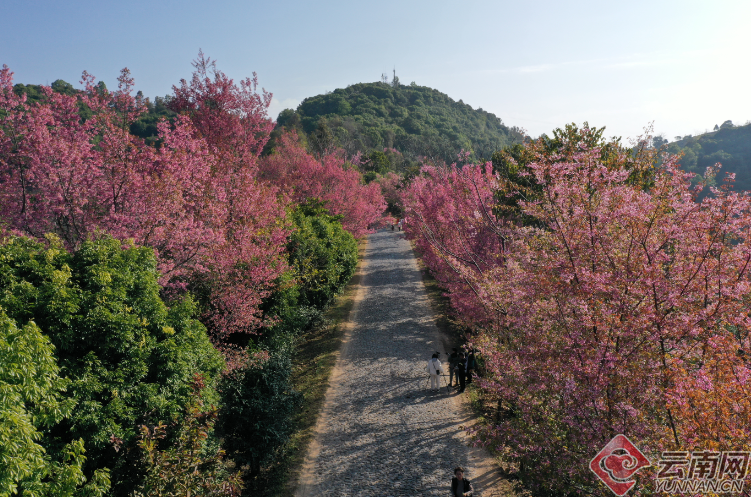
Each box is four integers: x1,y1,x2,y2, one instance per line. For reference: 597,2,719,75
286,81,518,164
287,201,357,309
362,150,391,174
216,348,302,480
129,95,177,143
491,123,658,226
50,80,75,96
0,310,110,497
260,200,358,338
12,83,46,104
132,376,242,497
276,108,297,128
666,121,751,190
309,118,335,160
0,235,224,496
231,201,355,491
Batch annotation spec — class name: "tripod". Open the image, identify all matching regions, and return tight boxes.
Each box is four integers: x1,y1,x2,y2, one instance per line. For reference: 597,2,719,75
425,373,450,393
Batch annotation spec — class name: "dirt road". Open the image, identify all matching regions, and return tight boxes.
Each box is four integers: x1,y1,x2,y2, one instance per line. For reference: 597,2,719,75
294,229,509,496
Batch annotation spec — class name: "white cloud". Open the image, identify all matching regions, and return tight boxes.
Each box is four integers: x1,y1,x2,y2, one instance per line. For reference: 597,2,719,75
267,97,300,121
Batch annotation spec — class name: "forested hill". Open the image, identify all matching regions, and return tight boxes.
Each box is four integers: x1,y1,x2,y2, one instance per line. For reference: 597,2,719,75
664,120,751,191
276,81,524,164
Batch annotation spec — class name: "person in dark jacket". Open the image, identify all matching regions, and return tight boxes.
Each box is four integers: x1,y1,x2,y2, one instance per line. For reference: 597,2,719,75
448,348,459,387
451,467,473,496
455,352,466,393
466,349,476,384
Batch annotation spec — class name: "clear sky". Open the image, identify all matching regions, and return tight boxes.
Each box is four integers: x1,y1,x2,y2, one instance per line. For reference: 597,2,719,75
3,0,750,141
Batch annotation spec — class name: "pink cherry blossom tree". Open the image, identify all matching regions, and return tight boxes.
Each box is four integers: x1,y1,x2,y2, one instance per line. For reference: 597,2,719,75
0,62,289,354
168,50,274,175
402,135,751,495
259,131,386,238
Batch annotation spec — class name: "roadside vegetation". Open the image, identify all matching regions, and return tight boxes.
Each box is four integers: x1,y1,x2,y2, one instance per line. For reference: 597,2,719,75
0,54,379,496
5,50,751,497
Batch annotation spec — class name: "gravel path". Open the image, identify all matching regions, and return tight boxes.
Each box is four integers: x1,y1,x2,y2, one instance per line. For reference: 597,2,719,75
295,229,503,497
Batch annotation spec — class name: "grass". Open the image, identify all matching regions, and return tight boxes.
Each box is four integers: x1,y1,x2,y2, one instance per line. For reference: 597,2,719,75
255,239,367,496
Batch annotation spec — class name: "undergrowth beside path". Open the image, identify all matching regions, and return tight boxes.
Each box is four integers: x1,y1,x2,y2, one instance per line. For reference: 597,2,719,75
253,239,367,496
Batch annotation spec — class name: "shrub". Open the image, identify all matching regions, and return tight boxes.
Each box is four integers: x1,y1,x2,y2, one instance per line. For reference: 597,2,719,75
261,201,357,339
0,309,110,497
217,347,302,481
0,235,224,495
288,201,358,310
131,376,242,497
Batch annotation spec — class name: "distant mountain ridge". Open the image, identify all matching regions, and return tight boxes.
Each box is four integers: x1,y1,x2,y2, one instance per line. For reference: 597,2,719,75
16,77,751,190
665,120,751,191
276,81,524,163
14,77,522,170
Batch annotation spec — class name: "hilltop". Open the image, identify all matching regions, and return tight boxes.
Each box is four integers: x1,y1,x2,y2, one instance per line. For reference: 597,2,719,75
275,81,524,165
664,120,751,191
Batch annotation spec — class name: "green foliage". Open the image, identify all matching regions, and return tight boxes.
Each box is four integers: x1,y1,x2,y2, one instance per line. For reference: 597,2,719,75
132,376,242,497
236,201,355,491
0,309,110,497
491,122,617,212
362,150,391,174
50,80,75,96
275,108,297,128
276,81,523,165
288,201,358,310
217,347,302,484
491,122,657,225
362,171,378,184
667,121,751,190
0,311,64,495
13,79,99,103
308,118,335,160
490,142,543,227
129,96,178,144
12,83,46,104
261,200,358,339
12,79,96,122
12,79,175,145
0,235,224,496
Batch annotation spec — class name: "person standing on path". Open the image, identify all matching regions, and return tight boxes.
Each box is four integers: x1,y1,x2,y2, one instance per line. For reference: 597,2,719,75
451,467,474,496
455,352,467,393
427,353,444,392
448,348,459,387
466,349,476,385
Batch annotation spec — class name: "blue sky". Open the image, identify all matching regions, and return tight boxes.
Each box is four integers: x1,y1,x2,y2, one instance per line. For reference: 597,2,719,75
3,0,750,141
